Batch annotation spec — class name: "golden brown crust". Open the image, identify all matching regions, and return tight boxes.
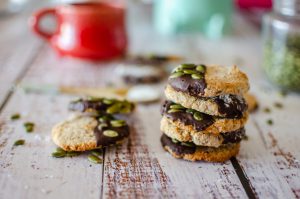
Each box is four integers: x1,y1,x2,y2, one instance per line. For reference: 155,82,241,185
163,143,240,162
204,65,249,97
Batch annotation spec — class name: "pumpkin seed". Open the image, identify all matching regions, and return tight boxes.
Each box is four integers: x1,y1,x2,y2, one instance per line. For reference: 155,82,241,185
52,151,66,158
91,149,103,156
170,104,185,110
171,67,182,73
103,99,114,105
106,103,122,114
103,130,119,137
172,138,179,143
168,109,182,113
98,123,108,130
180,63,196,69
110,120,126,127
181,142,194,147
66,151,81,157
193,112,203,121
87,96,102,102
13,139,25,146
196,65,205,72
170,72,184,79
191,74,203,80
24,122,34,133
183,69,197,75
186,109,195,114
99,115,111,122
88,154,103,164
11,113,20,120
56,147,65,153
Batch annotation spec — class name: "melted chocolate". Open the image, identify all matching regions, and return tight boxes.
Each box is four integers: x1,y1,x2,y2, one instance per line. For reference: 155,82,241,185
161,134,196,155
212,95,247,118
161,101,215,131
94,119,129,147
221,128,245,144
168,74,207,96
69,99,109,113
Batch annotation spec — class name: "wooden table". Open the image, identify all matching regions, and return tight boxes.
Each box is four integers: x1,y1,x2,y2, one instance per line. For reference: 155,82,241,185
0,3,299,199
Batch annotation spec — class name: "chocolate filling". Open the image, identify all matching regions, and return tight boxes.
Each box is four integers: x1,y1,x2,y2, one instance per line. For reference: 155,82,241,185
161,134,196,155
222,128,245,144
168,74,207,96
93,117,129,147
161,101,215,131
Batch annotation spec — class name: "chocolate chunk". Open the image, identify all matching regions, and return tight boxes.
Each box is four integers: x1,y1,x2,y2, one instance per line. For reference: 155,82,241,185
161,134,196,155
161,101,215,131
168,74,207,96
69,99,108,113
212,95,248,118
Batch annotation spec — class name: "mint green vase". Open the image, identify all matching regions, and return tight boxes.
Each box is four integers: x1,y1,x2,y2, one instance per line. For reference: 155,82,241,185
153,0,233,39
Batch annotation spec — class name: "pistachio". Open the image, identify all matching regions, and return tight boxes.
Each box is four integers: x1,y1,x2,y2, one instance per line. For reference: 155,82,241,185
103,99,114,105
88,154,103,164
11,113,21,120
110,120,126,127
168,109,182,113
24,122,34,133
52,151,66,158
196,65,205,72
191,74,203,80
180,63,196,69
193,112,203,121
169,72,184,79
170,104,185,110
13,139,25,146
183,69,197,75
103,130,119,137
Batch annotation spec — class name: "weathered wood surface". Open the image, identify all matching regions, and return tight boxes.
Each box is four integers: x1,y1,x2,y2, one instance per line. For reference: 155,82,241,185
0,2,300,198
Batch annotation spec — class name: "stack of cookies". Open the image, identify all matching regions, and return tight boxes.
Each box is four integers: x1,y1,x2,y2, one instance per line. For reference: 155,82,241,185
160,64,249,162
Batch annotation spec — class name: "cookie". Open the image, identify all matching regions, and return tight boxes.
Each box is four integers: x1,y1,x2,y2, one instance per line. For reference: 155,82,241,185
52,115,129,151
160,116,245,147
168,64,249,97
165,85,248,118
244,93,258,113
68,97,135,115
161,134,240,162
161,101,248,135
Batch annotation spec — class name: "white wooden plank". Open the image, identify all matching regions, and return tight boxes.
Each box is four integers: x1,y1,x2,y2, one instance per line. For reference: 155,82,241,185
103,104,248,198
0,91,103,199
0,13,42,105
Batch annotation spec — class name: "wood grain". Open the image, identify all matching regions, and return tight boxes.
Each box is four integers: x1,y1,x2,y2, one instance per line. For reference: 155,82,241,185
0,91,103,199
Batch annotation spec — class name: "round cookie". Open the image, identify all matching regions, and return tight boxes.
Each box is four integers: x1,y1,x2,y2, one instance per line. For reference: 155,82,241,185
168,64,249,97
165,85,247,118
161,134,240,162
161,101,248,135
160,117,245,147
52,115,129,151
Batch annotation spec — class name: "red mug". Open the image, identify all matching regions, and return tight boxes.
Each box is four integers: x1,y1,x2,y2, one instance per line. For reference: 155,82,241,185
30,3,127,60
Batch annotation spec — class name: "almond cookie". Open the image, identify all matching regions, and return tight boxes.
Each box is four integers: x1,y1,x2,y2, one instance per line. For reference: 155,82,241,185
161,101,248,135
161,117,245,147
52,115,129,151
165,85,247,118
161,134,240,162
168,64,249,98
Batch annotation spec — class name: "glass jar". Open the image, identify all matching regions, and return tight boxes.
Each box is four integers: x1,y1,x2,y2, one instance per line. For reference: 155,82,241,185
262,0,300,91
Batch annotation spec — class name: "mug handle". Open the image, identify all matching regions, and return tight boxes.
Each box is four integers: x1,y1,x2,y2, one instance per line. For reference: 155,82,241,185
30,8,57,40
